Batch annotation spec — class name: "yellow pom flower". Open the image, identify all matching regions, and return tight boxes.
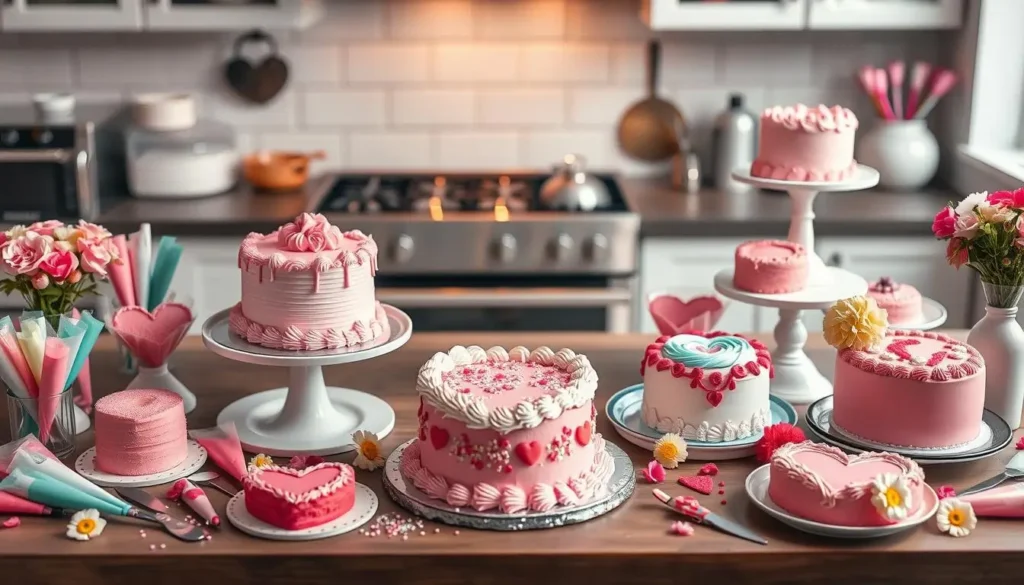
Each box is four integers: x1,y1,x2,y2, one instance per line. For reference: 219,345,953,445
652,433,688,469
823,295,888,351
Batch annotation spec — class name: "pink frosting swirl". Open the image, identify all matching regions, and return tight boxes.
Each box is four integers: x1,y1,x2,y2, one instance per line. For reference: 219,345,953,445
277,213,345,253
446,484,471,507
499,486,527,514
471,484,501,511
762,104,858,133
423,475,449,500
229,303,389,350
528,484,558,512
553,482,580,507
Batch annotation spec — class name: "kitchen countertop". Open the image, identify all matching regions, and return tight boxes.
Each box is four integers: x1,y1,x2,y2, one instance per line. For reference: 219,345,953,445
1,332,1020,585
92,175,955,239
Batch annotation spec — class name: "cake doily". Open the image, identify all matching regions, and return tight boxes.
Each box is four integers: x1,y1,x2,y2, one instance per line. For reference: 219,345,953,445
75,440,208,488
225,483,377,541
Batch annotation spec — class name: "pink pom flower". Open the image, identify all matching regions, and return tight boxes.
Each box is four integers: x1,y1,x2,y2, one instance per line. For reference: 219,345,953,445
288,454,325,469
936,485,956,500
76,220,111,241
77,238,114,276
1015,436,1024,450
987,188,1024,208
39,248,79,282
931,206,957,239
31,272,49,290
641,460,666,484
669,521,694,536
26,219,63,237
277,213,344,253
2,231,54,275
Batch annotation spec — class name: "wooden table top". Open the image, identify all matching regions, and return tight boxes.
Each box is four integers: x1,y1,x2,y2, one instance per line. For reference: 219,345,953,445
1,332,1021,585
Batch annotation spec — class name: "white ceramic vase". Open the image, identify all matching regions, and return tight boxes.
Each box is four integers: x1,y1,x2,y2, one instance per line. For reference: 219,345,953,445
856,119,939,191
126,364,196,414
967,284,1024,429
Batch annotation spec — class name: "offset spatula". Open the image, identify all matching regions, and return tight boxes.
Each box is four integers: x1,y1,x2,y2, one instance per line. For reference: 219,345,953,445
960,451,1024,497
115,487,208,542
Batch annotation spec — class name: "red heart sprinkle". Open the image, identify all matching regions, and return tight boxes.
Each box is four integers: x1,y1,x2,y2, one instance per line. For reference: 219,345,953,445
575,421,592,446
514,441,544,466
678,475,713,495
698,463,718,476
706,391,723,407
429,426,450,450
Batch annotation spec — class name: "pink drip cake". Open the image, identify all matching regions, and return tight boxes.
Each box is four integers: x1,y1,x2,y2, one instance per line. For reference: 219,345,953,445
244,461,355,530
402,345,613,514
641,332,772,443
734,240,808,294
94,389,188,476
867,277,924,325
751,104,858,182
769,441,925,527
832,330,985,449
229,212,389,350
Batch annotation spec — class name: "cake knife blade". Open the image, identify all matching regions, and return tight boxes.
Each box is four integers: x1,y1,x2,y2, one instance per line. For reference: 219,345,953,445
115,487,169,513
652,489,767,545
960,452,1024,497
115,489,208,542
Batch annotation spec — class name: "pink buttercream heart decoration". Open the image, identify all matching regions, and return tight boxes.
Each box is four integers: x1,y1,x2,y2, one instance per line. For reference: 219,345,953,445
678,475,713,495
110,303,194,368
254,465,342,497
648,294,725,336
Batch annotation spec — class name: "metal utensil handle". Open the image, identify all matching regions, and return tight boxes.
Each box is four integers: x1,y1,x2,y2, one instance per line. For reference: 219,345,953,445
205,480,237,497
647,39,660,97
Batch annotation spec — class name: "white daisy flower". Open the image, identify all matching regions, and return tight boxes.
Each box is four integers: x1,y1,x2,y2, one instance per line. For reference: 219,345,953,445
65,509,106,541
870,473,912,522
936,498,977,538
352,429,385,471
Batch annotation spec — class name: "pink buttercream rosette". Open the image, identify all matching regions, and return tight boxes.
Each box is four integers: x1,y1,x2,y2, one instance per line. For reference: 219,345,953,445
276,213,346,253
107,302,194,368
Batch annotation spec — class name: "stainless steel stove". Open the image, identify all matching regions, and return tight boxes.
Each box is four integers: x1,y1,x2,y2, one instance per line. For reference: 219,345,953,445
309,170,640,333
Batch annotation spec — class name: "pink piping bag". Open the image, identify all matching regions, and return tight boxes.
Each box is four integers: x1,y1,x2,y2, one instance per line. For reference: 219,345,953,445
959,482,1024,518
168,479,220,526
37,338,70,446
189,422,246,482
108,234,136,307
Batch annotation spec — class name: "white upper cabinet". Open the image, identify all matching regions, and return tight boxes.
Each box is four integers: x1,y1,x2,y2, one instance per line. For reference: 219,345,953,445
0,0,143,32
644,0,808,31
807,0,963,30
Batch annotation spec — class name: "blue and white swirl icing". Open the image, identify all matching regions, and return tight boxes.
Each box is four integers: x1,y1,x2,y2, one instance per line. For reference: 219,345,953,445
661,334,755,369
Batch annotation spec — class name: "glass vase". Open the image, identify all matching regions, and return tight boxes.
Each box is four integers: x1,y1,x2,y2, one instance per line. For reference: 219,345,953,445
967,282,1024,429
7,387,76,460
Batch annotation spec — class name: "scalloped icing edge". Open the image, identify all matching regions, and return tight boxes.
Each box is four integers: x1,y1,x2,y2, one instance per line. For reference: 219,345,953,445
839,329,984,382
416,345,598,434
770,441,924,508
642,406,769,443
401,435,613,513
750,159,858,182
238,229,379,276
228,301,389,350
244,461,355,505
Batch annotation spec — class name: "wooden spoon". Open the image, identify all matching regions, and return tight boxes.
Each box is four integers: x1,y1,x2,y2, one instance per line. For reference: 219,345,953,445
617,40,687,163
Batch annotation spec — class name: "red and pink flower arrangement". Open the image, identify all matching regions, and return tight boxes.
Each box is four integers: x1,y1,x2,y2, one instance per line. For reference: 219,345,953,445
933,188,1024,307
0,220,118,320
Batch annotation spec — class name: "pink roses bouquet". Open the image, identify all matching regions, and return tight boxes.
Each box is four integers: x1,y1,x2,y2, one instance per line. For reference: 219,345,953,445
933,187,1024,306
0,220,118,321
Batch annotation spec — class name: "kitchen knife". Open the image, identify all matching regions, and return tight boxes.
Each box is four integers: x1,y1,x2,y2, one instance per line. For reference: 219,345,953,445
115,487,169,513
960,451,1024,497
652,488,767,545
115,488,208,542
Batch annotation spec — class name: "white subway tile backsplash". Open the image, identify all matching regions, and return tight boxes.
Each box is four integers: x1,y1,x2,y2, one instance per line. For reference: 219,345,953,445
393,90,475,126
479,89,565,126
474,0,566,40
208,89,296,129
0,49,74,88
348,44,430,83
349,132,432,169
303,90,387,127
294,1,385,43
521,130,615,168
77,45,216,88
434,44,520,82
390,1,474,40
720,41,813,86
565,0,650,41
611,42,718,87
520,44,610,83
437,132,519,169
282,45,344,85
258,133,346,171
568,88,637,126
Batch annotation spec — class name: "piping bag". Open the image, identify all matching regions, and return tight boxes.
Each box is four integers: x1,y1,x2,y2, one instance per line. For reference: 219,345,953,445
65,311,103,409
189,422,247,482
107,234,136,307
0,468,128,516
148,236,183,311
959,482,1024,518
130,223,152,316
37,338,70,446
0,319,39,427
168,479,220,526
16,317,46,386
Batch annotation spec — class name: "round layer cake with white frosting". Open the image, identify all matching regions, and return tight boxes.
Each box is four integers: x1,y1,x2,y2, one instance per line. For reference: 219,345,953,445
229,212,389,350
403,345,613,514
641,332,773,442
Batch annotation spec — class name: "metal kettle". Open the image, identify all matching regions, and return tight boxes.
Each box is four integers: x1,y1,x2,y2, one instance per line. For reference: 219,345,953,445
539,154,611,211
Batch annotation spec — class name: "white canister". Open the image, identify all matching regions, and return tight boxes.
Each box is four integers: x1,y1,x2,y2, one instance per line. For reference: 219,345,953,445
131,93,197,131
856,119,939,191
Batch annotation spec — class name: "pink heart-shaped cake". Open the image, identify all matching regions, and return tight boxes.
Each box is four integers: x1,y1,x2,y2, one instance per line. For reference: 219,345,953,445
768,441,925,527
648,294,724,336
244,462,355,531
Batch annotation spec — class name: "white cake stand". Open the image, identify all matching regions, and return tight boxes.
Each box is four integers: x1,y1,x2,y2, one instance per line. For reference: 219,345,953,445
202,304,412,457
714,267,867,405
732,165,879,287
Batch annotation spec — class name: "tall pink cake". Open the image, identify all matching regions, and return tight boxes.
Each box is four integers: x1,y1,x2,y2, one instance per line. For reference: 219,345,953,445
832,330,985,449
403,345,613,514
734,240,807,294
751,104,858,182
769,441,925,527
867,277,924,325
229,212,389,350
94,389,188,476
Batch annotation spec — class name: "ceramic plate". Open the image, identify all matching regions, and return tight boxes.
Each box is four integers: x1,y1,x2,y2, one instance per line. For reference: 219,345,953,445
805,396,1012,464
226,483,377,541
745,464,939,539
75,441,207,488
605,383,796,460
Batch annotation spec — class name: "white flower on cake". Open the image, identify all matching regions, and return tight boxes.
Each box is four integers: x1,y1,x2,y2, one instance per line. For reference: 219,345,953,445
652,433,688,469
870,473,912,522
954,191,987,217
936,498,976,538
66,509,106,541
352,430,385,471
249,453,273,469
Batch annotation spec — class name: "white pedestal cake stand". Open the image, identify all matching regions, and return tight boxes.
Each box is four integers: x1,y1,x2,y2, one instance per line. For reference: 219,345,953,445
202,304,412,457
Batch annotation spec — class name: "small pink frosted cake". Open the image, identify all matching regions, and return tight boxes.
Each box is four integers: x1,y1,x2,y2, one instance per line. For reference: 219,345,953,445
94,389,187,476
867,277,923,325
734,240,807,294
403,346,612,514
229,212,389,350
832,330,985,449
751,104,858,182
244,462,355,530
641,332,772,443
769,441,925,527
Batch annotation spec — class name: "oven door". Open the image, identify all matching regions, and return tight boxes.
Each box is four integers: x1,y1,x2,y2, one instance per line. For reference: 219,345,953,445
376,277,634,332
0,149,87,222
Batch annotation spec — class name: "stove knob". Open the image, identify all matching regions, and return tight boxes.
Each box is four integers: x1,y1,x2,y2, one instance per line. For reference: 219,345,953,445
494,233,517,264
550,233,574,262
585,234,609,262
393,234,415,264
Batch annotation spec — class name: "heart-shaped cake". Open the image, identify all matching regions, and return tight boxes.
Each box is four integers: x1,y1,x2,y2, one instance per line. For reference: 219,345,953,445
244,462,355,530
768,441,925,527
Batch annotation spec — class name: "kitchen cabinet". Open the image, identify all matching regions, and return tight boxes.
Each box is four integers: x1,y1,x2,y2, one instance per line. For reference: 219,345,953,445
171,238,239,335
0,0,321,32
643,0,808,31
806,0,963,30
639,238,770,334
